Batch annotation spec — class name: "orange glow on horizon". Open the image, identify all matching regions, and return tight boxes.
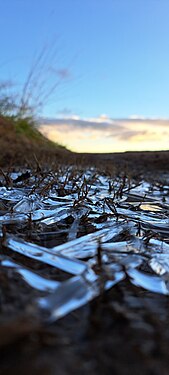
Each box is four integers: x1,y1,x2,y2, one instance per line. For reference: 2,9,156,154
39,118,169,153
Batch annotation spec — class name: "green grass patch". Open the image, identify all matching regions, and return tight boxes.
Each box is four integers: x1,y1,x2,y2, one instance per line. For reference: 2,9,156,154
15,118,44,141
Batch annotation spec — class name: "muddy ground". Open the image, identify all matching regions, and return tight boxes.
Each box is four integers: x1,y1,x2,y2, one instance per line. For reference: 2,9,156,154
0,152,169,375
1,278,169,375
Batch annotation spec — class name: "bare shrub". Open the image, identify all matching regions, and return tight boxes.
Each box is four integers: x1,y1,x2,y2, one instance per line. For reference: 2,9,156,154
0,44,71,122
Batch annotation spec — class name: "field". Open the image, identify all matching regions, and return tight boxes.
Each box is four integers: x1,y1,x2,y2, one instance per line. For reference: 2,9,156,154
0,116,169,374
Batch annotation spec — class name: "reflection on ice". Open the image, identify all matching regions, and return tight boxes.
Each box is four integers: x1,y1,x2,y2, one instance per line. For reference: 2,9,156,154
140,203,163,212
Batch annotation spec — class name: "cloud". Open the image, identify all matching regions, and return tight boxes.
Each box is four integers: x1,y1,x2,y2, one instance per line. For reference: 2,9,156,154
39,115,169,153
40,117,124,133
129,115,146,120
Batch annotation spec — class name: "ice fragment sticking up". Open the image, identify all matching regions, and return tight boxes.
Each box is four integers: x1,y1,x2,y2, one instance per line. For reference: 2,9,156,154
52,223,133,259
127,268,169,295
5,235,90,275
13,195,42,213
40,208,70,225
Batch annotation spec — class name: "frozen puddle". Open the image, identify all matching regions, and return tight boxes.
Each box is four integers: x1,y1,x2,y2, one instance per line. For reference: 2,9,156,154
0,168,169,321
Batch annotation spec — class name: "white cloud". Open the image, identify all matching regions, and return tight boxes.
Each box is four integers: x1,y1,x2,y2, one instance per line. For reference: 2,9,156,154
129,114,146,120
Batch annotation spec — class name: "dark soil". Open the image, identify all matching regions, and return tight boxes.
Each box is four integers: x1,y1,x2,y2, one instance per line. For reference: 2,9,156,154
84,150,169,177
1,275,169,375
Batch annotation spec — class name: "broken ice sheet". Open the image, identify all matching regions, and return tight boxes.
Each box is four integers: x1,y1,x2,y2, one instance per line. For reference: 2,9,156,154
147,238,169,255
43,195,74,206
101,235,146,256
141,220,169,236
0,207,71,225
40,208,70,225
127,268,169,295
1,169,169,322
0,212,27,225
1,258,60,292
109,254,144,269
0,187,25,202
4,235,92,276
149,258,168,277
13,195,42,213
52,223,135,259
116,206,167,224
0,207,66,226
38,270,125,322
149,254,169,277
38,275,96,321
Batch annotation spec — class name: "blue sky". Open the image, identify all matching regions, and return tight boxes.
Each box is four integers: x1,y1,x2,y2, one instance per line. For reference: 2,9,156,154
0,0,169,152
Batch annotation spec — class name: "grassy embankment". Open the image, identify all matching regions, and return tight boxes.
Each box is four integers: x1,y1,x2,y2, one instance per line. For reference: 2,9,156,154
0,115,70,168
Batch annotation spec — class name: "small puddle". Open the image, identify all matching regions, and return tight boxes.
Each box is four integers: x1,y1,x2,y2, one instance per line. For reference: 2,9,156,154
140,203,162,212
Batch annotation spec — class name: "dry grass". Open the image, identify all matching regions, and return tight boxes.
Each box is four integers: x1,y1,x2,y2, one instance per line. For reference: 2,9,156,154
0,116,70,167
